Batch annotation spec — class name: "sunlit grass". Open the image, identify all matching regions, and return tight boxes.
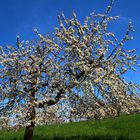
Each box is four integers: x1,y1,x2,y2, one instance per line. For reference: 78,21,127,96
0,114,140,140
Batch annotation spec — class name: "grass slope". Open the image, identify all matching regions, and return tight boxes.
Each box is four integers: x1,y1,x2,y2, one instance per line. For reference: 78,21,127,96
0,114,140,140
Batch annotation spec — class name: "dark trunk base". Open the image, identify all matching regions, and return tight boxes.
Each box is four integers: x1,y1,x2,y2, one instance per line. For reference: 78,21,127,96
24,124,34,140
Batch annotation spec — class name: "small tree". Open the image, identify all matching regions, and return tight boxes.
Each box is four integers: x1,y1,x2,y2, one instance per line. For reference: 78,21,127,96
36,105,64,126
0,116,9,130
0,0,140,139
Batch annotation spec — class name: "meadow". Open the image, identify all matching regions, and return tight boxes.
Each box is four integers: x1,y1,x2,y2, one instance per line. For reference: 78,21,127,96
0,114,140,140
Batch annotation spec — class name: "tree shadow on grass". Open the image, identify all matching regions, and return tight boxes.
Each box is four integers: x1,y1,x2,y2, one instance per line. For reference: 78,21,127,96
33,135,133,140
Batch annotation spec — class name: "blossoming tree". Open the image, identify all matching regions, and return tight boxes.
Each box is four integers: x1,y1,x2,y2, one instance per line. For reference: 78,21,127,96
0,0,140,139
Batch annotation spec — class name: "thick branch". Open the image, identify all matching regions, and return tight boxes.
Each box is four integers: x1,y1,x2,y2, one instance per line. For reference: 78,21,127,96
35,88,65,108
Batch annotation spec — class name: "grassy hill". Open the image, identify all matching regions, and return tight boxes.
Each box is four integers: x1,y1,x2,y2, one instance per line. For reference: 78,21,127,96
0,114,140,140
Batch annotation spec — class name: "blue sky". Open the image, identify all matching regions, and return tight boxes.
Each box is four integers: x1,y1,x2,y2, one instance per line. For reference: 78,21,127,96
0,0,140,83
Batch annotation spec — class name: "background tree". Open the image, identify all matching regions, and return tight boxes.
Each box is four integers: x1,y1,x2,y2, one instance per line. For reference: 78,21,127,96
0,0,140,139
36,105,64,126
0,116,9,130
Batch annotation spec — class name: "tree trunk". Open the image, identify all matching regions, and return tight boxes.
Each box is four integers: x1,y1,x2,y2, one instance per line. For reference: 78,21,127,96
24,90,36,140
24,122,35,140
116,109,120,117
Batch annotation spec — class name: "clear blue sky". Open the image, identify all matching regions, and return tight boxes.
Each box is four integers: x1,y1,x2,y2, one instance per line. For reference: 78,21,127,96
0,0,140,83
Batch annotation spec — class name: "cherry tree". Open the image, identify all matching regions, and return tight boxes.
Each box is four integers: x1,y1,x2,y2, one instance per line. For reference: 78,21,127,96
0,0,140,139
36,105,64,126
68,81,140,121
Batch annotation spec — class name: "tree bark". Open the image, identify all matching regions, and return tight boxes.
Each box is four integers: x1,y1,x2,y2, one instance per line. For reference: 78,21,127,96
24,122,35,140
24,91,36,140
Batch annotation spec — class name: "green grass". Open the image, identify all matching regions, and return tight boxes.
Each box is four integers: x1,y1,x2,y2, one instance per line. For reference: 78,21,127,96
0,114,140,140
